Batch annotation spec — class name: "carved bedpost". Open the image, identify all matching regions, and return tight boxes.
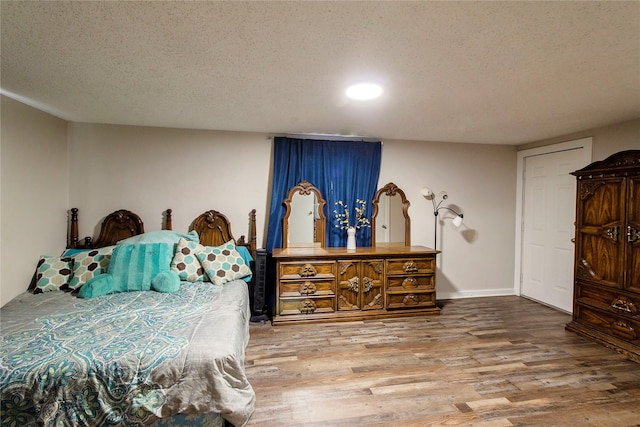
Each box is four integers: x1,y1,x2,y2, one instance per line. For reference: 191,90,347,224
248,209,257,256
235,209,257,258
164,209,173,230
69,208,79,248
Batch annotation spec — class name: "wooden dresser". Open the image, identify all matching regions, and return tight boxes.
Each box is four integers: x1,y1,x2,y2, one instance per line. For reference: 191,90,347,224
272,245,440,325
566,150,640,362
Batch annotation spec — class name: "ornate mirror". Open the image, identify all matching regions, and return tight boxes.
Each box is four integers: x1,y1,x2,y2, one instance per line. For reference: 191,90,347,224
371,182,411,246
282,180,327,248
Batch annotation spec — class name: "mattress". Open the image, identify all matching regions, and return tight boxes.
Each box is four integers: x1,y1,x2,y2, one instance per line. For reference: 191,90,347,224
0,280,255,426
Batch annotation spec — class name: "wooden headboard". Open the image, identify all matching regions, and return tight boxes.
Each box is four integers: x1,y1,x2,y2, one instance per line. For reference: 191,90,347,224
190,209,257,258
68,208,147,249
68,208,257,258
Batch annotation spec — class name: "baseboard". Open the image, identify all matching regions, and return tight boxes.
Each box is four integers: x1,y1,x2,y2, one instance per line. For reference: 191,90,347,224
437,288,517,300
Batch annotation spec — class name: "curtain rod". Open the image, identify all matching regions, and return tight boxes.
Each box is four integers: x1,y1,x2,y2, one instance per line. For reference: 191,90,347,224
268,133,383,144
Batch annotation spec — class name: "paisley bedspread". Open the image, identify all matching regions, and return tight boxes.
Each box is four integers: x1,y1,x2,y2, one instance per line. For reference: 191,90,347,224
0,280,255,427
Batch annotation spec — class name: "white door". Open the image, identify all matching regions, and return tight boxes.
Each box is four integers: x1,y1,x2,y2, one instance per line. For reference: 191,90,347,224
520,146,589,312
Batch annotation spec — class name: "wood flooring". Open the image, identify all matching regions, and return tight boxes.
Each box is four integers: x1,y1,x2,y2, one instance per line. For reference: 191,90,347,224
244,296,640,426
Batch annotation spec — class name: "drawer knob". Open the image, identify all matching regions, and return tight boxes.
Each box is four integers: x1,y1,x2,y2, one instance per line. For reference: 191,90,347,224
610,320,637,340
299,264,318,277
299,282,317,295
300,299,317,314
611,296,638,314
402,277,417,289
403,261,419,273
402,294,419,306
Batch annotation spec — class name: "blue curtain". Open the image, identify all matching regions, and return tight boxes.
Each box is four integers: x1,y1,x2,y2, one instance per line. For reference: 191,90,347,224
266,137,382,252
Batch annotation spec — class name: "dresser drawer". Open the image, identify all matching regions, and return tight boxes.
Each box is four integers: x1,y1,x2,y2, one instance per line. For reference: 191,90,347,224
387,275,434,291
279,260,336,280
280,279,335,298
574,304,640,345
386,257,435,276
386,291,436,309
278,296,335,316
575,282,639,318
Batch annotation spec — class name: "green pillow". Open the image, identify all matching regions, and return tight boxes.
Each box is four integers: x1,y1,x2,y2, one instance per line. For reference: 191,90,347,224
109,242,174,293
78,274,113,298
78,242,177,298
118,230,199,246
151,270,181,293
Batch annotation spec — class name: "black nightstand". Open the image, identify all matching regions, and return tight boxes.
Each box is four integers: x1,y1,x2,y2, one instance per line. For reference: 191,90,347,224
250,249,269,323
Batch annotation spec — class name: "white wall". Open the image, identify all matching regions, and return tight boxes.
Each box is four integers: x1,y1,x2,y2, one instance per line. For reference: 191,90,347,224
1,95,69,306
519,118,640,161
68,123,519,299
68,123,272,248
5,96,633,307
379,140,517,298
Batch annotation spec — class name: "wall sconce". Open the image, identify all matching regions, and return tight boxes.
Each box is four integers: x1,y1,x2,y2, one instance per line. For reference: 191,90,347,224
421,187,464,250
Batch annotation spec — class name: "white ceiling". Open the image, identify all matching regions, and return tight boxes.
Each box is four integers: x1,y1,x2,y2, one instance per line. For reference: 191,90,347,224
2,1,639,145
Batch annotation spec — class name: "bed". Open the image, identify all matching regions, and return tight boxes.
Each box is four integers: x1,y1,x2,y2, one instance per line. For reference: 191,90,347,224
0,208,257,427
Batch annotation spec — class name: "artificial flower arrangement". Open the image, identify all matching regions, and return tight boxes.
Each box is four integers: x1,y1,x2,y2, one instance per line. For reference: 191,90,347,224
333,199,371,230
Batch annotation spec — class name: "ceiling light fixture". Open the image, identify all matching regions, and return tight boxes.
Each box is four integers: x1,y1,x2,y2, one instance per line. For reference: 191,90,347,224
345,83,383,100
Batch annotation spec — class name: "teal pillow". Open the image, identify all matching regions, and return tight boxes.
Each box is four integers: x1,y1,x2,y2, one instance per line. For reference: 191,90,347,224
61,248,90,257
236,246,254,283
118,230,199,245
78,274,113,298
151,270,181,293
108,242,175,293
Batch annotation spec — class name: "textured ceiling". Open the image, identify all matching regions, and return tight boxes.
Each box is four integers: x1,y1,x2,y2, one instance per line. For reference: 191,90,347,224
1,1,639,145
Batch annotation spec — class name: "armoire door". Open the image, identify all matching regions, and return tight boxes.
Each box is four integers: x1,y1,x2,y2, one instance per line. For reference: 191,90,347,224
625,177,640,294
575,177,626,289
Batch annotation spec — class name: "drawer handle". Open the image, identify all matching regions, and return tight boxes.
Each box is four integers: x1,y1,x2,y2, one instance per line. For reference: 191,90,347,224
347,277,374,293
299,264,318,277
610,320,636,340
300,299,317,314
611,296,638,314
347,277,359,293
299,282,317,295
403,261,419,273
402,277,418,289
605,225,620,242
363,277,374,293
402,294,419,306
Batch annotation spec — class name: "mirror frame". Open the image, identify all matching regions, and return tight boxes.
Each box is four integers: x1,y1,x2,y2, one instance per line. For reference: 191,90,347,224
371,182,411,246
282,180,327,248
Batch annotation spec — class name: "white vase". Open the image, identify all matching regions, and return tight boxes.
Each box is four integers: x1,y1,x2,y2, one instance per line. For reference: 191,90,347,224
346,227,356,250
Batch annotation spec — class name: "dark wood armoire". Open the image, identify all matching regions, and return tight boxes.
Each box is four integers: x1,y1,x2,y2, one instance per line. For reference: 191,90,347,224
566,150,640,362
